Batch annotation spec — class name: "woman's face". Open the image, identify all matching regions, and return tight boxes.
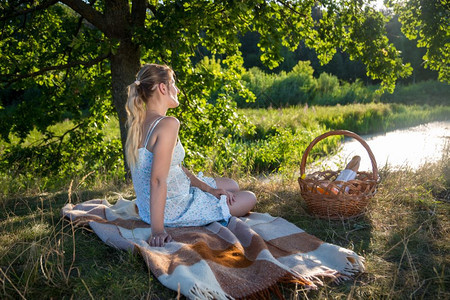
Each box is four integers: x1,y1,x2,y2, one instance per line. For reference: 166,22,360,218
167,76,180,108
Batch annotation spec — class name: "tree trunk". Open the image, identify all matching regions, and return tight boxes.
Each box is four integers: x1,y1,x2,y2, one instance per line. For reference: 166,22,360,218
110,39,140,180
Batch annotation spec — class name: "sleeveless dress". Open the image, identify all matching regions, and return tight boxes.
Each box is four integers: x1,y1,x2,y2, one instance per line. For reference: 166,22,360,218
130,117,231,227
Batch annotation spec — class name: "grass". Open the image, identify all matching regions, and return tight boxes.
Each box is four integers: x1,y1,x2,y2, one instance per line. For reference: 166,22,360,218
1,96,449,298
1,103,448,195
190,103,450,177
240,103,450,137
248,148,450,298
1,144,449,299
380,80,450,106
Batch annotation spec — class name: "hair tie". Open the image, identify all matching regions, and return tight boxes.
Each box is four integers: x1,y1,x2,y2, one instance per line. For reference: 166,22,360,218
135,80,141,86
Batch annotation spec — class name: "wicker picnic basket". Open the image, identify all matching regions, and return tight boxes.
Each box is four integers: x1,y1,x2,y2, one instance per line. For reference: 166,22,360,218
298,130,378,220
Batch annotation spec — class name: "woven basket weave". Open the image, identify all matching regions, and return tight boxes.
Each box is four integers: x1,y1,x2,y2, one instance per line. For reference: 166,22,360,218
298,130,378,220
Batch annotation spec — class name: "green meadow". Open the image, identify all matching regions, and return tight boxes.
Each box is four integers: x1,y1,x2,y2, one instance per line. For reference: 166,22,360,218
1,83,449,298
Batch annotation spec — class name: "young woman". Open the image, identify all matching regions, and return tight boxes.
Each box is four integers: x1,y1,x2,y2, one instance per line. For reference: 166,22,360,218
125,63,257,247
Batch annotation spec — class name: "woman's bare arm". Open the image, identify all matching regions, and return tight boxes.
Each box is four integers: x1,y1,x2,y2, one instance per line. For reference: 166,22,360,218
182,166,236,205
148,117,179,246
181,166,214,193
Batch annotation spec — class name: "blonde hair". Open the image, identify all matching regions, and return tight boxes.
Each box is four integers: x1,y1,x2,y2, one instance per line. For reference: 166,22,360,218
125,64,174,168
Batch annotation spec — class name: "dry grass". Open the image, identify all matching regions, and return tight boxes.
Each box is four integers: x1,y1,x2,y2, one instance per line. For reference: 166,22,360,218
0,175,177,299
240,148,450,299
1,151,449,299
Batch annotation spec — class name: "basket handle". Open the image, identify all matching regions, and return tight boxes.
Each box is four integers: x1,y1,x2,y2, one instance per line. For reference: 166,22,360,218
300,130,378,180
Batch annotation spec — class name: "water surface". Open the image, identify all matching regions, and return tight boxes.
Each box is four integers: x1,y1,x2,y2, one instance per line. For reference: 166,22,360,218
323,121,450,172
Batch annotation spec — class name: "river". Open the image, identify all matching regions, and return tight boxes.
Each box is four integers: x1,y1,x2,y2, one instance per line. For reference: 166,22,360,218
323,121,450,172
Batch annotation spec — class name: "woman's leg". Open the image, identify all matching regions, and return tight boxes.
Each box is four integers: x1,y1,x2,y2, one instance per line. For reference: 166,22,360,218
214,177,240,192
215,177,257,217
227,190,257,217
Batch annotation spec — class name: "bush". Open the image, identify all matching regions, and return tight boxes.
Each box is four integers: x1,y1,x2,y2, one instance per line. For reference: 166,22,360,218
238,61,316,108
315,72,340,98
238,64,378,108
381,80,450,105
199,123,340,177
313,75,375,106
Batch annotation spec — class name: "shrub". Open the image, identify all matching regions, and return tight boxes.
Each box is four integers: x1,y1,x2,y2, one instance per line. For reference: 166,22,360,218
381,80,450,105
314,76,375,106
315,72,340,98
239,61,317,108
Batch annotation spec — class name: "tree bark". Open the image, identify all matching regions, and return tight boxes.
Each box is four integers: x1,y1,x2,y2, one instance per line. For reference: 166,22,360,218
62,0,143,179
110,39,141,180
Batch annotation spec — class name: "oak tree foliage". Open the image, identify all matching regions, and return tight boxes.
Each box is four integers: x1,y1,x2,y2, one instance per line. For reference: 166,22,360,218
0,0,420,178
387,0,449,83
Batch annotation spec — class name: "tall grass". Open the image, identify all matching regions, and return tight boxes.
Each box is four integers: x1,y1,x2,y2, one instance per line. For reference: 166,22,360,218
381,80,450,105
245,145,450,299
312,103,450,134
197,103,448,178
0,169,179,299
1,103,449,198
241,103,450,137
203,123,340,177
1,142,448,299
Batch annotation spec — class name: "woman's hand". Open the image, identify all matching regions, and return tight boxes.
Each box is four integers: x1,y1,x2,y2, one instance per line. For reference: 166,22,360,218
210,188,236,206
150,230,173,247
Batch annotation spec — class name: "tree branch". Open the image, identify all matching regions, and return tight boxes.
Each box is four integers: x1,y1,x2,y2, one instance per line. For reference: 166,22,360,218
1,52,111,86
62,0,98,65
0,0,58,22
59,0,109,36
131,0,146,28
275,0,308,18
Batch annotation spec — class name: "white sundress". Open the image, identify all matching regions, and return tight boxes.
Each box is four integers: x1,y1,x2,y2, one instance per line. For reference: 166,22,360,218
131,117,231,227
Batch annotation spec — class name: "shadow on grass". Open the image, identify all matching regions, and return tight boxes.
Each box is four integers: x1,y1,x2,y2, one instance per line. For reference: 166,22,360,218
0,187,179,300
245,178,375,298
2,159,448,299
245,160,449,299
1,190,107,219
376,169,449,299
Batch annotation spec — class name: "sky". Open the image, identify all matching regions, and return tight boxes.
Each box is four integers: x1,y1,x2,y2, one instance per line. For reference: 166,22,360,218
372,0,388,11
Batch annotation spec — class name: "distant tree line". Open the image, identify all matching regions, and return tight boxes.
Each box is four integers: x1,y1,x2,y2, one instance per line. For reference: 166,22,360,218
238,12,439,84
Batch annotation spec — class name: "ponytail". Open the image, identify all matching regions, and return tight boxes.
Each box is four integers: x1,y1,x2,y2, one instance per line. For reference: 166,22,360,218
125,63,174,168
125,83,146,168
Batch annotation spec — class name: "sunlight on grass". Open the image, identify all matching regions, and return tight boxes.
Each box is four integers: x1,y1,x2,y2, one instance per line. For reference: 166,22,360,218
0,150,448,298
22,223,52,239
0,102,449,298
239,146,450,299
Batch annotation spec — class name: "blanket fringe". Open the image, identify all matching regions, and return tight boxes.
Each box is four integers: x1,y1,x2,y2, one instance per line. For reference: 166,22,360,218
187,266,361,300
189,283,234,300
345,253,365,273
300,253,365,286
279,272,315,289
238,271,316,300
328,253,365,284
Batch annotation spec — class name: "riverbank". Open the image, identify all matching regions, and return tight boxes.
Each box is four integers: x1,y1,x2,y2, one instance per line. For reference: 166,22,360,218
322,120,450,172
209,103,450,178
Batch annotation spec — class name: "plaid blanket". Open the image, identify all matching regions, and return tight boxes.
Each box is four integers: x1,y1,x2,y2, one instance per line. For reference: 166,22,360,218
61,197,364,299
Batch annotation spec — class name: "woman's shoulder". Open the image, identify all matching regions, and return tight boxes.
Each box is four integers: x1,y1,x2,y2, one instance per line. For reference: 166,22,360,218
159,116,179,130
161,116,179,125
154,116,179,136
